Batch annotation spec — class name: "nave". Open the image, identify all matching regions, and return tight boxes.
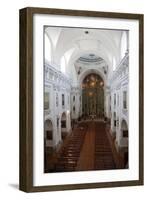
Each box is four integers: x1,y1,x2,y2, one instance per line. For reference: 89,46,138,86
44,121,123,173
44,27,129,172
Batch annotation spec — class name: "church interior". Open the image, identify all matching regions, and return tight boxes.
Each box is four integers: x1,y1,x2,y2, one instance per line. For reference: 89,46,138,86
44,26,129,173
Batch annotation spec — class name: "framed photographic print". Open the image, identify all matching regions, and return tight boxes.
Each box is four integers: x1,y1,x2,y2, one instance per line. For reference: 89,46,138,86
19,7,144,192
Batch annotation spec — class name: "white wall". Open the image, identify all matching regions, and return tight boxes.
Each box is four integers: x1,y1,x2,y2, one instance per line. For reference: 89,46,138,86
0,0,146,199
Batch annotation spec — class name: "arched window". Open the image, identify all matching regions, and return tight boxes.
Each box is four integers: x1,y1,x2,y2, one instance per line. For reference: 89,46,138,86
45,34,52,62
61,56,66,74
121,120,128,137
44,119,53,140
61,112,66,128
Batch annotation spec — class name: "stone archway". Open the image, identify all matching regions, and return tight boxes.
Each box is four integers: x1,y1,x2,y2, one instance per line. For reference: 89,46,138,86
121,120,128,137
81,73,104,120
44,119,53,141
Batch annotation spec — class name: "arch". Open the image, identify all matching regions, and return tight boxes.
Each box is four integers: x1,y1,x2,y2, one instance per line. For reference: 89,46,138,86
81,73,104,119
61,112,67,140
63,49,110,82
44,119,53,141
80,70,106,120
61,112,66,121
68,49,110,72
79,68,106,87
121,119,128,137
54,30,119,66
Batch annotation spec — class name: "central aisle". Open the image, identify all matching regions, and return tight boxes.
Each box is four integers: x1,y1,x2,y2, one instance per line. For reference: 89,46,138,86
76,121,95,171
45,120,116,172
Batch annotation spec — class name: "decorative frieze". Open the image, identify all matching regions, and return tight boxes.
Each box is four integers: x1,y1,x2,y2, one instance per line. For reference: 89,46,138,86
45,62,72,91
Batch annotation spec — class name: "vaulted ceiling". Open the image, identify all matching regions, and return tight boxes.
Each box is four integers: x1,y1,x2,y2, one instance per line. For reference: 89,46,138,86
45,26,128,86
